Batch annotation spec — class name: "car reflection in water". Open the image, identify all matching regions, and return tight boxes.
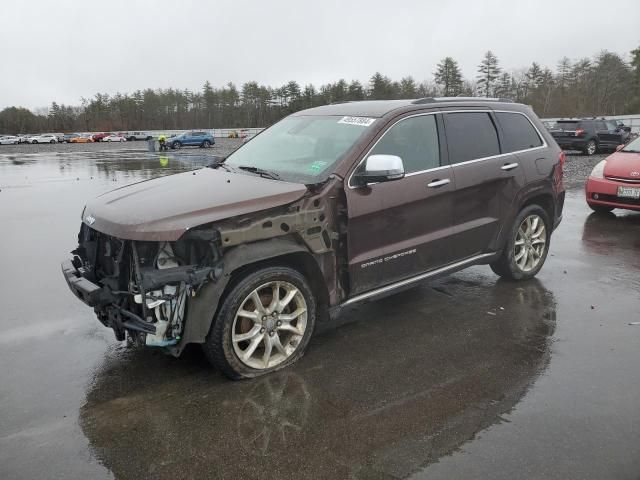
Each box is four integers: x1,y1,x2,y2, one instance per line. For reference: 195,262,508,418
81,271,556,479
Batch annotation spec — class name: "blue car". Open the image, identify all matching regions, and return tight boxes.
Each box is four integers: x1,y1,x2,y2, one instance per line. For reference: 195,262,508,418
169,130,215,149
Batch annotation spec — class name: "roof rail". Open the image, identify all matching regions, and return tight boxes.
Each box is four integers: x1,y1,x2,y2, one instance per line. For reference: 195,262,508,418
412,97,514,104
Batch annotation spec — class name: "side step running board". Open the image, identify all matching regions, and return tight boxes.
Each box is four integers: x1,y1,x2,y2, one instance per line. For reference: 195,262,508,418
341,252,496,307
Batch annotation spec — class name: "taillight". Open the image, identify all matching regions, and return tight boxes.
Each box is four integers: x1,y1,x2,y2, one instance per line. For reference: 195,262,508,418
558,151,566,175
575,128,585,137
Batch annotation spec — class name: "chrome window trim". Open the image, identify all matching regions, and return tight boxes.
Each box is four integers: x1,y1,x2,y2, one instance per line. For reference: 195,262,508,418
347,111,440,189
347,109,548,189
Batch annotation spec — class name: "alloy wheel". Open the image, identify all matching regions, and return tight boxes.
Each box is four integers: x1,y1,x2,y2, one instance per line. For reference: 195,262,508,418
514,214,546,272
232,281,308,370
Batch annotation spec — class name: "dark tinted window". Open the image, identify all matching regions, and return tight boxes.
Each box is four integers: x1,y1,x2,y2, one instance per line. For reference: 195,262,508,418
496,112,543,152
192,131,205,136
556,121,579,130
595,121,607,131
444,112,499,164
369,114,440,173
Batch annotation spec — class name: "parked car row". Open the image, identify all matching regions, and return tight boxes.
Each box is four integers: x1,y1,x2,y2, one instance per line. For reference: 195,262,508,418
0,131,153,145
1,130,224,147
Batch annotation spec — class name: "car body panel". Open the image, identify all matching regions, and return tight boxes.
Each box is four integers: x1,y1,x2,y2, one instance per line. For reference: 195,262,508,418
602,151,640,180
83,167,308,241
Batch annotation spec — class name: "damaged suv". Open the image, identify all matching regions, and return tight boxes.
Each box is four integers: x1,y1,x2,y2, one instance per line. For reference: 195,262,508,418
62,98,565,379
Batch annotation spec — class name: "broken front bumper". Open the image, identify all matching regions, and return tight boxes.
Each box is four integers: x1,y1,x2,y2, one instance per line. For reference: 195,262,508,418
62,259,158,337
61,259,108,307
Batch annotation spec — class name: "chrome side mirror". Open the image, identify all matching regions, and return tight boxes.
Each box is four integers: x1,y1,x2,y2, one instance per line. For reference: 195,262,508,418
353,154,405,186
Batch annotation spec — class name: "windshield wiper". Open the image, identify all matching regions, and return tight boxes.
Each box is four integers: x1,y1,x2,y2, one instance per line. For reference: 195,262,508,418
236,165,281,180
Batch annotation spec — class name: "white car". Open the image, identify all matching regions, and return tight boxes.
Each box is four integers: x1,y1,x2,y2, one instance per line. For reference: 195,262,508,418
0,136,19,145
103,134,127,142
29,134,58,144
126,131,152,141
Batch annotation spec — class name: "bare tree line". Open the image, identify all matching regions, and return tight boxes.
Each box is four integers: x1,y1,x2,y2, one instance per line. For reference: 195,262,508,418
1,47,639,134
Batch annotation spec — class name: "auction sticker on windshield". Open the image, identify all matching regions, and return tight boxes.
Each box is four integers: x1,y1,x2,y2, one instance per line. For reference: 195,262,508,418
338,116,376,127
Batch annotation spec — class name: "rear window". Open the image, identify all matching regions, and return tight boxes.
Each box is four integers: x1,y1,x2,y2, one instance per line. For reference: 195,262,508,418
555,121,579,130
443,112,500,164
495,112,543,152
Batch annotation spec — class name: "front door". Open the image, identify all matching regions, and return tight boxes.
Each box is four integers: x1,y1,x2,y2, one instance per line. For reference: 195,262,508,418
345,113,455,295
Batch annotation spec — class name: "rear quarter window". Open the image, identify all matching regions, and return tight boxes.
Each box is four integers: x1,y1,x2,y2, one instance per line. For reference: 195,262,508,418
443,112,500,164
495,112,543,152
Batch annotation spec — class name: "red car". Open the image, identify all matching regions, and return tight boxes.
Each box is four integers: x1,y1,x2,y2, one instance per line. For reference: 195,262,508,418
91,132,109,142
586,136,640,213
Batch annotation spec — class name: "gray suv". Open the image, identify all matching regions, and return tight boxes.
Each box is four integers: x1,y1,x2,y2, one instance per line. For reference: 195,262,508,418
62,98,565,379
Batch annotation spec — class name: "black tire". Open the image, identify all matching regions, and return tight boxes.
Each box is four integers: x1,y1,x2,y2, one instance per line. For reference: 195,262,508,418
202,140,211,148
583,139,597,156
172,141,181,150
32,140,38,144
50,139,55,143
203,266,317,380
490,204,552,281
588,204,614,214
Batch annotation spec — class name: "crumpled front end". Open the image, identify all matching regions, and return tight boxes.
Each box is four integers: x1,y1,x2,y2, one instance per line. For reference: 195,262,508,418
62,223,221,348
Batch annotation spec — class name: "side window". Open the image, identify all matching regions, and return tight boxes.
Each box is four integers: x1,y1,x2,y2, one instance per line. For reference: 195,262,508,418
595,121,607,131
495,112,543,152
368,115,440,174
443,112,500,164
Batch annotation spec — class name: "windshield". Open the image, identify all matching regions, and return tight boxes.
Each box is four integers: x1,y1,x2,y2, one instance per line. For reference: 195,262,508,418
622,136,640,152
224,115,375,183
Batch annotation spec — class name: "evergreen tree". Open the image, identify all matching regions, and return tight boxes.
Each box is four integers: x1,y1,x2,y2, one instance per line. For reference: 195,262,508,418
477,51,501,97
434,57,463,96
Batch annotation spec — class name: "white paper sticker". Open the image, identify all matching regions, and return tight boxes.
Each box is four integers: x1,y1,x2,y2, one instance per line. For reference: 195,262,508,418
338,116,376,127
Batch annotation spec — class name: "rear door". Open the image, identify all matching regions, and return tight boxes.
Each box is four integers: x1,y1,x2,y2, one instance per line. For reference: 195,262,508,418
442,110,526,260
345,112,455,294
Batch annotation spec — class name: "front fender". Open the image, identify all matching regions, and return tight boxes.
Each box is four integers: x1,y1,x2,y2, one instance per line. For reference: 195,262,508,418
169,237,310,355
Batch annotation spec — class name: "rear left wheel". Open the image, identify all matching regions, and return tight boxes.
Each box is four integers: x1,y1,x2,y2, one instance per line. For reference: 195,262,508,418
583,139,597,156
203,266,316,380
490,205,551,281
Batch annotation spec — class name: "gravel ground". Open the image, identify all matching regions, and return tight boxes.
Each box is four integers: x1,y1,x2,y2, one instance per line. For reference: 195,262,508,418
562,150,607,188
0,137,244,157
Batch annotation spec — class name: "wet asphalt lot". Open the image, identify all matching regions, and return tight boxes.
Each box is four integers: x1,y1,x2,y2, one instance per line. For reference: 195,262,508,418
0,143,639,479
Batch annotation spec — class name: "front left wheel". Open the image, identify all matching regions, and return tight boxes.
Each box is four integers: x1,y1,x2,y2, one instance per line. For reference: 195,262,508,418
203,266,317,380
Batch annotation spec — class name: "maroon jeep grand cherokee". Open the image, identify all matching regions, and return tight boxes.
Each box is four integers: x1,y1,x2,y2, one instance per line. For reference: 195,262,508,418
62,98,565,379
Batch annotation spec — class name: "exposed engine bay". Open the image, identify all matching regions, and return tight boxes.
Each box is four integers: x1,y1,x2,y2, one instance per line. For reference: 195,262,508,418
70,223,221,347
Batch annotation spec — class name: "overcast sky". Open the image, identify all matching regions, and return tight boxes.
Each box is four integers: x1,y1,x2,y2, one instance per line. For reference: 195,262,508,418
1,0,638,110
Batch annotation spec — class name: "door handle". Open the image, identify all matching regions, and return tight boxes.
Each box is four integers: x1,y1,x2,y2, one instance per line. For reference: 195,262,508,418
501,162,519,171
427,178,450,188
